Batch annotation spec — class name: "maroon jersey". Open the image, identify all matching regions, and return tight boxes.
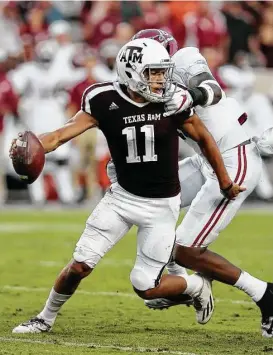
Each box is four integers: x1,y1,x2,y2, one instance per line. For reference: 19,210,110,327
69,78,96,110
81,81,192,198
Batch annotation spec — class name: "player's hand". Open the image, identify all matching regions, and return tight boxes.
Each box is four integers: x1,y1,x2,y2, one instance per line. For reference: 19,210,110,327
163,89,193,117
221,183,246,200
9,132,23,160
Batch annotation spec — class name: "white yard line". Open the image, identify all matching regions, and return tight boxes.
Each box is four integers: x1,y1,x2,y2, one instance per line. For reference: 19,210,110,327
2,285,137,298
39,259,134,267
0,337,201,355
0,223,83,233
2,285,253,305
1,201,273,213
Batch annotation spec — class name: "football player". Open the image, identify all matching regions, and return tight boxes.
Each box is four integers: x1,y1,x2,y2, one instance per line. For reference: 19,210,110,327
9,40,76,205
10,38,241,333
126,29,273,338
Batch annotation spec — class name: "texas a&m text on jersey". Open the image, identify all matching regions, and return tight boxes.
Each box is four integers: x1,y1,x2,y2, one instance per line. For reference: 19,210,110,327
81,81,191,198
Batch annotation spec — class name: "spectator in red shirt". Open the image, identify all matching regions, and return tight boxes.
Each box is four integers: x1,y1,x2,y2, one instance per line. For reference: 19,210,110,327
156,2,186,49
67,47,105,202
184,2,229,51
81,1,121,48
0,49,20,204
201,47,228,90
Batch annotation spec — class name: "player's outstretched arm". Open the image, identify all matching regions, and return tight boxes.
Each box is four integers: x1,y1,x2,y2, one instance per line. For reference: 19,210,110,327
38,110,97,153
181,113,246,199
10,110,97,157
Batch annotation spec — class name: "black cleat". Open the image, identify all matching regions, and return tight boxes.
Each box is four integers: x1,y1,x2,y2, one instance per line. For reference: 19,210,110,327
257,283,273,338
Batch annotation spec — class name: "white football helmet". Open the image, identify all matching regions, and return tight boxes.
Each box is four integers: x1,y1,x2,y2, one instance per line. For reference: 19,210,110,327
35,40,58,67
116,38,176,103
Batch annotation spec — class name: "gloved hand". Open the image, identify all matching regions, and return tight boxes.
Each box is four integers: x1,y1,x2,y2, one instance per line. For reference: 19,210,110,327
163,88,193,117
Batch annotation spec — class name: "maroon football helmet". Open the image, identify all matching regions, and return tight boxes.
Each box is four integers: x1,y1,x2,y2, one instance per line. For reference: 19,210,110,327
131,29,178,56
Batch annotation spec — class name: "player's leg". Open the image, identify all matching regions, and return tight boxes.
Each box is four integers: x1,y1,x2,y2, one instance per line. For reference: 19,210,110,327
129,193,213,324
12,188,132,333
53,159,75,204
245,94,273,200
255,160,273,200
146,155,206,310
174,143,273,336
254,127,273,199
174,143,262,280
49,144,75,204
28,173,46,205
167,155,205,278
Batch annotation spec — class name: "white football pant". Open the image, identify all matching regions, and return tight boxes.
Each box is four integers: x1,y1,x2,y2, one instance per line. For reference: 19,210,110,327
176,142,262,247
73,182,181,291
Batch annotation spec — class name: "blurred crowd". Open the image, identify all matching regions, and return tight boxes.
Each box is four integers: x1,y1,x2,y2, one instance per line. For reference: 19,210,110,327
1,0,273,207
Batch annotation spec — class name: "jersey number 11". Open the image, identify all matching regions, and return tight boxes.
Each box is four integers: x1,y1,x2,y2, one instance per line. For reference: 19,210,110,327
122,125,158,163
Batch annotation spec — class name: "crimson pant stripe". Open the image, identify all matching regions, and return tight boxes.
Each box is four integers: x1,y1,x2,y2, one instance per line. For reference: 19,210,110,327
238,145,247,185
195,146,248,247
191,146,244,247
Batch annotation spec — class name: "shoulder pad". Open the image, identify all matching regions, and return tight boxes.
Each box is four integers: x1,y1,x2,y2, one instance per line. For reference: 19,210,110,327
172,47,212,87
172,47,200,69
81,82,114,115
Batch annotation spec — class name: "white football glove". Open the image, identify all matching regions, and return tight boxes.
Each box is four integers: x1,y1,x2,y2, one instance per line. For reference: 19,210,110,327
163,89,193,117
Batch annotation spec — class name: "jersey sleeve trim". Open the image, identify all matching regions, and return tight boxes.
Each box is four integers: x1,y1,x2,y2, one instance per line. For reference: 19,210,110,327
81,82,114,115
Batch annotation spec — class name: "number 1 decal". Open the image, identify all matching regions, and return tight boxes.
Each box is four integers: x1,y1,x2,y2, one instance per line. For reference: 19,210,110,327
122,125,158,163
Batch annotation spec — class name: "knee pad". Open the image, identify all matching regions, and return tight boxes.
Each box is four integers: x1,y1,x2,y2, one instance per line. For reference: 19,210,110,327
130,262,166,291
130,265,160,291
73,245,102,269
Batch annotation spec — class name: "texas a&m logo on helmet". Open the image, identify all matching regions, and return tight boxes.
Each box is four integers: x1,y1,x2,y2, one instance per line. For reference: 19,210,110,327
119,46,144,68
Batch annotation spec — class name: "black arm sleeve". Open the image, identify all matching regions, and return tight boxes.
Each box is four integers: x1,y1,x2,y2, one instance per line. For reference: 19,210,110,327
188,72,223,106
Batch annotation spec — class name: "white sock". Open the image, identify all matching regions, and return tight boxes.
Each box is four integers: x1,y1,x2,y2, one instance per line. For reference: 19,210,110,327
234,271,267,302
38,288,72,325
167,261,188,277
183,274,204,298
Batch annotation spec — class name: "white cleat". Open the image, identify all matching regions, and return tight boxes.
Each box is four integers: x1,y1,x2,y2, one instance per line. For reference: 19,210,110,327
193,277,214,325
144,294,193,310
12,317,51,334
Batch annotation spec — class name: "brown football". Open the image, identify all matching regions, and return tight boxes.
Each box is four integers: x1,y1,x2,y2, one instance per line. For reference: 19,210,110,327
12,131,45,184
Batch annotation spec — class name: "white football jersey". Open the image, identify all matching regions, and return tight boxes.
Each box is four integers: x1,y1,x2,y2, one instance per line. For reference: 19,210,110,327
10,62,68,133
217,64,255,103
9,61,72,159
172,47,249,153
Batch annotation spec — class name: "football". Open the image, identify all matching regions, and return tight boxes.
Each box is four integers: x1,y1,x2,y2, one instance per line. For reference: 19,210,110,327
12,131,45,184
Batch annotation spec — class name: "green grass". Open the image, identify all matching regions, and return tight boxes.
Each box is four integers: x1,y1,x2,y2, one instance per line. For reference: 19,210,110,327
0,209,272,355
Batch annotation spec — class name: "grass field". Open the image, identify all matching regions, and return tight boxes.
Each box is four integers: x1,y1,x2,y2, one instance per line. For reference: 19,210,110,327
0,208,272,355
